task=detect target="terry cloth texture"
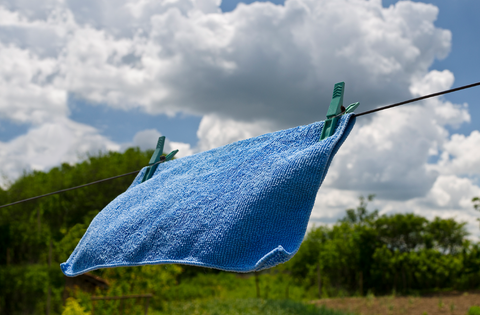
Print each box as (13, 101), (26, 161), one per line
(61, 114), (356, 277)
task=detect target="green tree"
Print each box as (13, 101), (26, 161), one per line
(287, 195), (473, 296)
(473, 197), (480, 210)
(340, 194), (378, 225)
(0, 148), (152, 314)
(373, 213), (428, 253)
(62, 298), (90, 315)
(426, 217), (467, 254)
(474, 197), (480, 227)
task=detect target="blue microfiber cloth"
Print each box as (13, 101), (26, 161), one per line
(61, 114), (356, 277)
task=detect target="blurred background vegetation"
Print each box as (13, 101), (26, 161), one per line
(0, 148), (479, 314)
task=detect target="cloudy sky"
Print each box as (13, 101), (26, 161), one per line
(1, 0), (479, 236)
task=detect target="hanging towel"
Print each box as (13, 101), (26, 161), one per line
(61, 114), (356, 277)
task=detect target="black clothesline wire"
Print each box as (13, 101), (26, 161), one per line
(355, 81), (480, 117)
(0, 162), (159, 209)
(1, 81), (480, 210)
(0, 170), (141, 209)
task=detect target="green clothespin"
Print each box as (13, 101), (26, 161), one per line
(141, 136), (179, 182)
(319, 82), (360, 141)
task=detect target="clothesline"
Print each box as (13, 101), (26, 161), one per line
(355, 81), (480, 117)
(1, 81), (480, 210)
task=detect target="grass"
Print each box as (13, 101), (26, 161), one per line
(468, 306), (480, 315)
(155, 299), (354, 315)
(160, 272), (309, 302)
(438, 297), (444, 309)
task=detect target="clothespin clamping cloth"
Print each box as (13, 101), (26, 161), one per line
(142, 136), (178, 182)
(61, 85), (357, 277)
(320, 82), (360, 141)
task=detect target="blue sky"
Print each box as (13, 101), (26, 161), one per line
(0, 0), (479, 235)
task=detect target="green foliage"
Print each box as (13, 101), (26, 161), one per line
(474, 197), (480, 227)
(285, 196), (479, 296)
(158, 299), (352, 315)
(473, 197), (480, 211)
(62, 298), (90, 315)
(1, 148), (480, 314)
(158, 271), (307, 302)
(426, 217), (468, 254)
(0, 148), (151, 314)
(374, 213), (428, 252)
(0, 148), (151, 267)
(0, 265), (64, 314)
(90, 264), (182, 313)
(340, 194), (378, 225)
(468, 306), (480, 315)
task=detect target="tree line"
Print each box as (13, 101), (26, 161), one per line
(285, 195), (480, 297)
(0, 148), (479, 314)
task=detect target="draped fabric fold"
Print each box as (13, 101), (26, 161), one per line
(61, 114), (356, 277)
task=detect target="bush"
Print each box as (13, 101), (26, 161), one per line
(62, 298), (90, 315)
(467, 306), (480, 315)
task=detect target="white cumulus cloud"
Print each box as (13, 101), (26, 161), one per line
(0, 118), (119, 187)
(124, 128), (194, 157)
(432, 131), (480, 177)
(1, 0), (453, 126)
